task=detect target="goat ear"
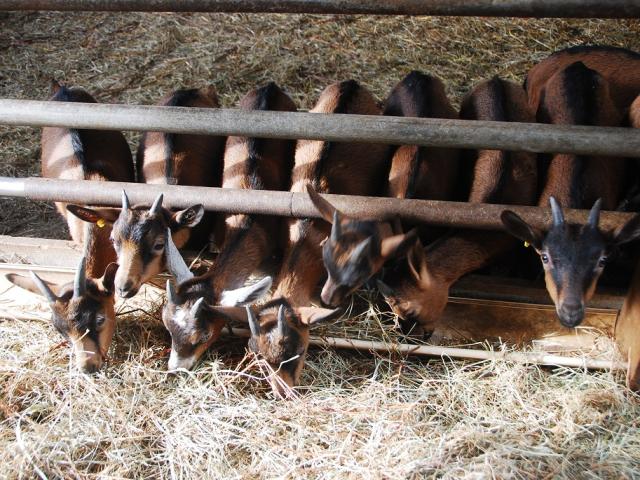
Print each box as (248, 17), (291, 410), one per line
(407, 241), (428, 283)
(376, 279), (395, 299)
(66, 205), (121, 224)
(50, 79), (62, 95)
(5, 272), (59, 303)
(99, 263), (119, 293)
(219, 276), (272, 306)
(380, 229), (418, 261)
(297, 306), (341, 326)
(165, 229), (194, 284)
(501, 210), (543, 251)
(306, 184), (341, 224)
(612, 213), (640, 246)
(173, 205), (204, 228)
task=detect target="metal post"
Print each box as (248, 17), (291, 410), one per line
(0, 0), (638, 18)
(0, 177), (635, 231)
(1, 100), (640, 157)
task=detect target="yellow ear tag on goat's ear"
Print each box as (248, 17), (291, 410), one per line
(523, 241), (530, 248)
(96, 219), (106, 228)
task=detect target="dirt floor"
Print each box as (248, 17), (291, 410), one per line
(1, 11), (640, 479)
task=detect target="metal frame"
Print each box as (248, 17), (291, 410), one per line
(2, 100), (640, 157)
(1, 0), (639, 18)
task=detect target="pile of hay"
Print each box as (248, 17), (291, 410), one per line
(1, 11), (640, 478)
(1, 291), (639, 478)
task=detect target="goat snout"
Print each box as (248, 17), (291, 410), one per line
(558, 302), (585, 328)
(117, 280), (139, 298)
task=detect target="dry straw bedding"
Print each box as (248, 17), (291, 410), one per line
(1, 11), (640, 479)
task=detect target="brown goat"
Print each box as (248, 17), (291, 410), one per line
(246, 300), (339, 398)
(162, 83), (297, 370)
(525, 45), (640, 117)
(504, 62), (640, 327)
(5, 80), (134, 372)
(378, 77), (538, 337)
(307, 71), (460, 308)
(68, 87), (225, 298)
(251, 80), (389, 393)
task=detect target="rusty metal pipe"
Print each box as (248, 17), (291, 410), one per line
(0, 0), (639, 17)
(1, 100), (640, 157)
(0, 177), (634, 231)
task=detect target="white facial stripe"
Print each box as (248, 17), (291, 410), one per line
(173, 307), (190, 328)
(167, 349), (196, 371)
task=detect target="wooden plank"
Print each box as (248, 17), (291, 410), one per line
(616, 260), (640, 390)
(436, 297), (617, 349)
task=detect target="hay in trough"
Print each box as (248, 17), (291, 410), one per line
(1, 11), (640, 478)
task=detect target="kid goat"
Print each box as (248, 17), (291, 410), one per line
(5, 81), (133, 372)
(247, 80), (388, 396)
(68, 87), (225, 298)
(503, 61), (640, 327)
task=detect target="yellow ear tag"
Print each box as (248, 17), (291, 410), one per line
(96, 219), (106, 228)
(523, 241), (530, 248)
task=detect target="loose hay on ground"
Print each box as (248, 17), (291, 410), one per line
(1, 11), (640, 479)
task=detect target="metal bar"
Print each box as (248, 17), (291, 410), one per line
(0, 0), (638, 18)
(1, 100), (640, 157)
(0, 177), (635, 231)
(223, 328), (627, 371)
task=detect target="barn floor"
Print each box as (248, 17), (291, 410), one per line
(1, 11), (640, 479)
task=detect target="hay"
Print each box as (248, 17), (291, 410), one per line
(1, 302), (639, 478)
(1, 11), (640, 478)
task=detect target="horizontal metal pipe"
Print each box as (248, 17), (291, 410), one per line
(1, 99), (640, 157)
(0, 0), (638, 18)
(0, 177), (634, 231)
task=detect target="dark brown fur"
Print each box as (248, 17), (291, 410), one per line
(273, 80), (389, 305)
(503, 63), (638, 327)
(247, 300), (339, 398)
(380, 78), (538, 336)
(42, 81), (134, 278)
(211, 83), (296, 296)
(525, 46), (640, 116)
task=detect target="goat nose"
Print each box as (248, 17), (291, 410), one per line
(81, 361), (101, 374)
(558, 302), (584, 328)
(117, 281), (138, 298)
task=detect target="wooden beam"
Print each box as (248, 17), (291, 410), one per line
(616, 260), (640, 390)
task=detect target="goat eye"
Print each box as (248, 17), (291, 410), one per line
(541, 253), (550, 264)
(153, 242), (164, 252)
(95, 315), (106, 327)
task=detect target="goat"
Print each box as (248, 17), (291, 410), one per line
(163, 231), (272, 370)
(246, 300), (339, 398)
(502, 62), (639, 327)
(251, 80), (388, 393)
(306, 71), (460, 308)
(6, 258), (118, 373)
(377, 77), (538, 337)
(4, 80), (133, 371)
(67, 86), (225, 298)
(525, 45), (640, 117)
(161, 82), (296, 370)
